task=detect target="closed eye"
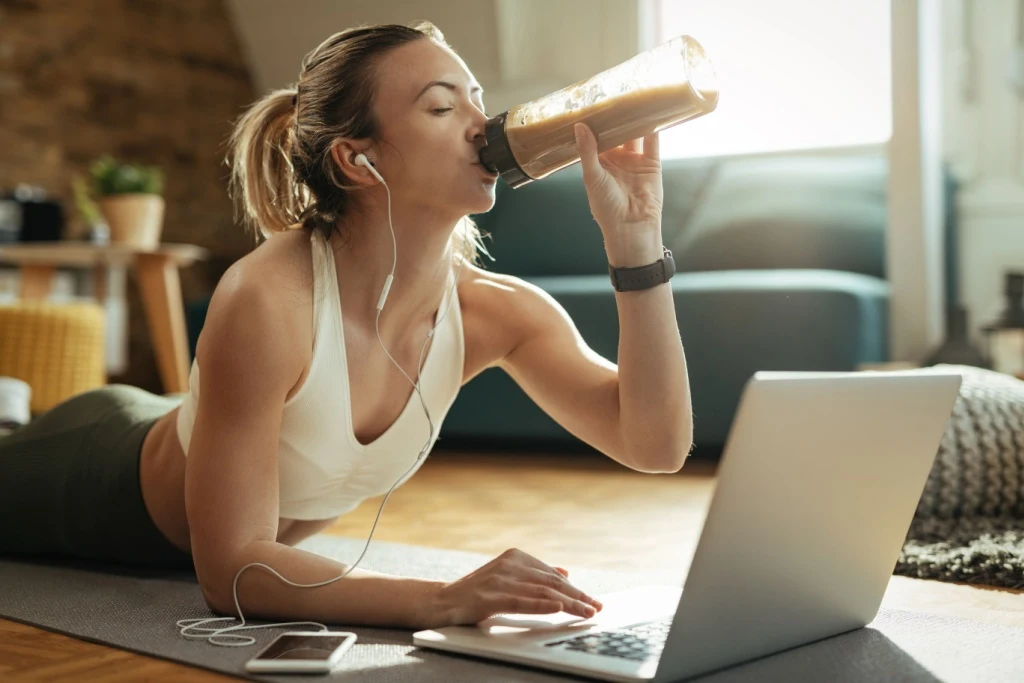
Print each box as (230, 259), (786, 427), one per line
(432, 103), (486, 116)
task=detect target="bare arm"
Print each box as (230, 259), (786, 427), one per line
(204, 541), (446, 629)
(185, 262), (443, 629)
(493, 271), (689, 473)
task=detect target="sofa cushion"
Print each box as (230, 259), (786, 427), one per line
(672, 154), (888, 278)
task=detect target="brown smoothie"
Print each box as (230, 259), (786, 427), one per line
(503, 36), (719, 180)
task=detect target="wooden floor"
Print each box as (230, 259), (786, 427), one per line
(2, 450), (1024, 681)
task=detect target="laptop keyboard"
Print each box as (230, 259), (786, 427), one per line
(543, 617), (672, 662)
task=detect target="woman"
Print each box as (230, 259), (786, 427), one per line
(0, 21), (692, 630)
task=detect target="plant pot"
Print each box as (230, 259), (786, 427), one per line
(99, 194), (165, 249)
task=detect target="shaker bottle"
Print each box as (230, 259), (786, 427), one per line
(478, 35), (719, 188)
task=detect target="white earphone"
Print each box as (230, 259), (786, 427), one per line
(177, 148), (467, 647)
(353, 152), (384, 183)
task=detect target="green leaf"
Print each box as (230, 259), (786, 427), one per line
(88, 155), (165, 196)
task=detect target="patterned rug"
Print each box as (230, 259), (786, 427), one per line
(893, 365), (1024, 589)
(897, 516), (1024, 589)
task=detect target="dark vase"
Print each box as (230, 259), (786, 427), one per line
(980, 272), (1024, 375)
(922, 305), (989, 368)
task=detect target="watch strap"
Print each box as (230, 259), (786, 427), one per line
(608, 246), (675, 292)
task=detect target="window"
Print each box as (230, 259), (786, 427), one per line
(654, 0), (892, 159)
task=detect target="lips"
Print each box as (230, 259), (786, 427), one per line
(474, 163), (498, 178)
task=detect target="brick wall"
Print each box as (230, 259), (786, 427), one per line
(0, 0), (256, 392)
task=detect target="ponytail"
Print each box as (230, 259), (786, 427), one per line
(226, 88), (308, 242)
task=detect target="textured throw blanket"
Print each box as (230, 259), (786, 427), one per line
(895, 365), (1024, 588)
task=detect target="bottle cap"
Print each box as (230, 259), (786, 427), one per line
(478, 112), (533, 189)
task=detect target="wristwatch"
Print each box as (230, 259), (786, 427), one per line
(608, 246), (676, 292)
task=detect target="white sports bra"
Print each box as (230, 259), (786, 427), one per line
(175, 229), (465, 520)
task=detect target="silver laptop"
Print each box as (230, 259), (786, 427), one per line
(413, 369), (963, 682)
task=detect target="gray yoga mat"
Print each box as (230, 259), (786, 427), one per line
(2, 535), (1024, 683)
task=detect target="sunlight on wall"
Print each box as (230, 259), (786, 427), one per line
(657, 0), (893, 158)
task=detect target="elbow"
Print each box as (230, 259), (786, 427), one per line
(198, 569), (236, 616)
(195, 539), (277, 616)
(662, 454), (690, 474)
(192, 549), (229, 615)
(644, 455), (688, 474)
(195, 553), (244, 617)
(200, 581), (230, 616)
(621, 411), (693, 473)
(672, 434), (695, 472)
(627, 432), (693, 474)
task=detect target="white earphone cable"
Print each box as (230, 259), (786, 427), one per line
(177, 154), (466, 646)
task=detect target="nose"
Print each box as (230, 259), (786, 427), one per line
(473, 134), (487, 163)
(469, 109), (490, 160)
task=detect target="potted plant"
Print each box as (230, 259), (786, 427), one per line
(88, 155), (165, 249)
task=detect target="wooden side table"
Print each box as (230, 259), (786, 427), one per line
(0, 241), (208, 394)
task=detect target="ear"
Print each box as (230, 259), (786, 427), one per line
(330, 139), (376, 185)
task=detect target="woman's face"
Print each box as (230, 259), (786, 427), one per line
(352, 39), (497, 218)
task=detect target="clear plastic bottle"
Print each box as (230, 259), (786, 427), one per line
(478, 35), (719, 188)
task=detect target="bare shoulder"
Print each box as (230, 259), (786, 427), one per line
(196, 229), (315, 388)
(457, 260), (558, 325)
(218, 228), (315, 301)
(456, 261), (550, 383)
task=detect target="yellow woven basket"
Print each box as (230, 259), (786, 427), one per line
(0, 301), (107, 414)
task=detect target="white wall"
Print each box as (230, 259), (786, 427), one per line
(943, 0), (1024, 341)
(888, 0), (947, 361)
(224, 0), (643, 113)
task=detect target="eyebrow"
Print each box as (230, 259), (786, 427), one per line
(414, 80), (484, 103)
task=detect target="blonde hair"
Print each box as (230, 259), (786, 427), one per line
(226, 21), (491, 266)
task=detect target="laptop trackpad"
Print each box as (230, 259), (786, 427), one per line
(475, 585), (683, 637)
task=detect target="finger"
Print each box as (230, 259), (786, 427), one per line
(493, 595), (564, 616)
(512, 582), (596, 618)
(505, 549), (563, 580)
(643, 131), (660, 161)
(500, 552), (601, 610)
(525, 567), (602, 609)
(624, 137), (642, 154)
(507, 551), (570, 582)
(554, 566), (569, 577)
(574, 123), (604, 185)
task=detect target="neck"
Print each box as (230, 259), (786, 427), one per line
(330, 199), (460, 343)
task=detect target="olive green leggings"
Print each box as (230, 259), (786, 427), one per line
(0, 384), (194, 571)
